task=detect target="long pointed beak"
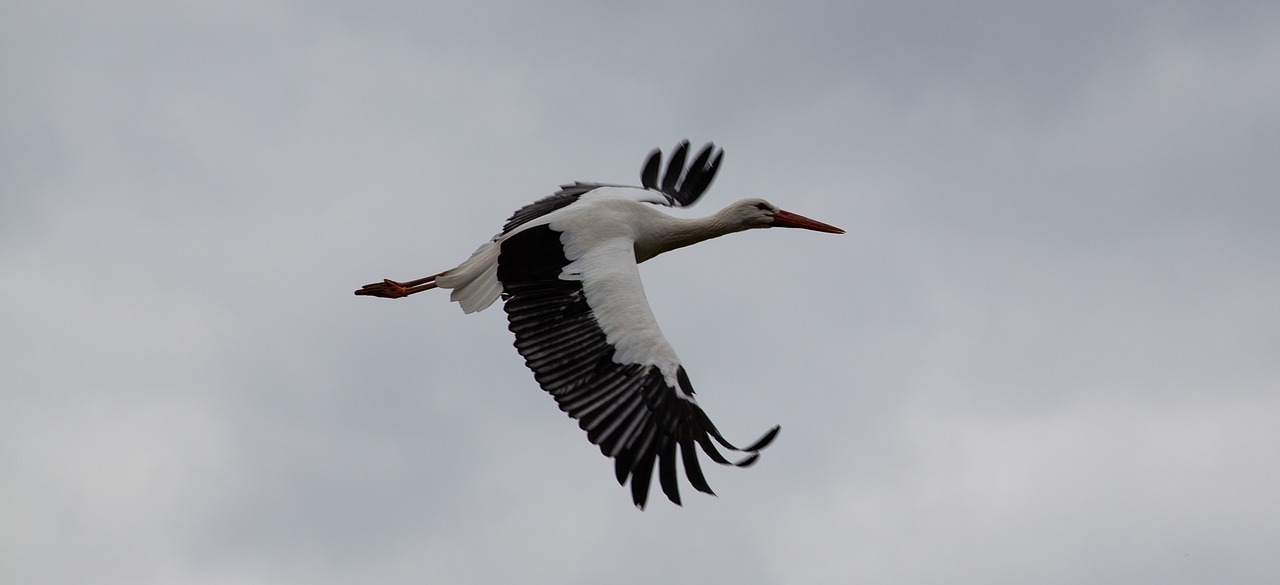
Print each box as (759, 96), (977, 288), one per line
(771, 209), (845, 234)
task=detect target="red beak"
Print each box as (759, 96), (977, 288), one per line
(771, 209), (845, 234)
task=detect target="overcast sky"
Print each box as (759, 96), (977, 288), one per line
(3, 1), (1279, 584)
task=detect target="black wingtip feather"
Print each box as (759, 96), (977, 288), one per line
(629, 446), (657, 509)
(614, 454), (630, 486)
(686, 142), (715, 176)
(640, 148), (661, 191)
(681, 148), (723, 203)
(658, 441), (682, 506)
(694, 432), (735, 465)
(733, 453), (761, 468)
(743, 425), (781, 452)
(661, 140), (690, 194)
(680, 437), (715, 496)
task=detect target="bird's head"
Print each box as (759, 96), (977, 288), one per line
(731, 198), (845, 234)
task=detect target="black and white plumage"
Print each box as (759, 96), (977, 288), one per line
(356, 141), (843, 508)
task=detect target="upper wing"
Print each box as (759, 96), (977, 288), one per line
(501, 181), (607, 234)
(500, 140), (725, 235)
(496, 223), (777, 508)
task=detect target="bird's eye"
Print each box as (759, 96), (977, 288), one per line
(755, 202), (771, 211)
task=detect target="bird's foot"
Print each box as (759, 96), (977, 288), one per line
(354, 273), (442, 298)
(355, 279), (411, 298)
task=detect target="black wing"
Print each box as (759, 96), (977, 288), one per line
(640, 140), (724, 207)
(497, 224), (778, 508)
(501, 182), (605, 234)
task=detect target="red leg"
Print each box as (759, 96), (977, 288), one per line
(354, 271), (445, 299)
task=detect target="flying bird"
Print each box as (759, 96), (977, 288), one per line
(355, 141), (844, 508)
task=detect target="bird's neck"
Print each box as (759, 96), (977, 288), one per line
(635, 208), (751, 263)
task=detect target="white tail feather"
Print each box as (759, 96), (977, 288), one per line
(436, 239), (503, 313)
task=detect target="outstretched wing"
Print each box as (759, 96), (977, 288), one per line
(501, 140), (725, 235)
(497, 223), (778, 508)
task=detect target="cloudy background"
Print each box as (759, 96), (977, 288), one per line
(3, 1), (1278, 583)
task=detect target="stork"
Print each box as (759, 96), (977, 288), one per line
(356, 141), (843, 508)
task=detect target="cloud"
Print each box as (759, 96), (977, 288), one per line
(3, 1), (1278, 584)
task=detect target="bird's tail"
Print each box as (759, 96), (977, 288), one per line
(436, 238), (503, 313)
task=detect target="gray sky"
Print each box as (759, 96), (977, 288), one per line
(3, 1), (1278, 583)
